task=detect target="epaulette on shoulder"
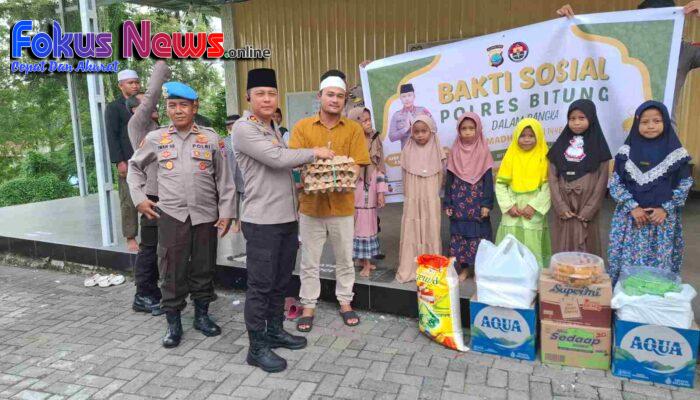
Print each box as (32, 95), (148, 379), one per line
(147, 126), (171, 137)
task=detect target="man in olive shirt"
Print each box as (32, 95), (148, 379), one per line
(127, 82), (237, 348)
(106, 69), (141, 252)
(232, 68), (334, 372)
(289, 70), (371, 333)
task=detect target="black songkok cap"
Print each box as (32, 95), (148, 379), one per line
(247, 68), (277, 90)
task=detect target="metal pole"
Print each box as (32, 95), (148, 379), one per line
(221, 3), (239, 115)
(58, 0), (88, 197)
(79, 0), (116, 247)
(68, 77), (88, 196)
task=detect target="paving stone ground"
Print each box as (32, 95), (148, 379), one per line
(0, 264), (699, 400)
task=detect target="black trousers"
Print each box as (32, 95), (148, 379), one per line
(157, 212), (218, 312)
(134, 196), (161, 299)
(242, 221), (299, 331)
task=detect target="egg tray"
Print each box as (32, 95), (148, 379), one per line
(302, 156), (357, 194)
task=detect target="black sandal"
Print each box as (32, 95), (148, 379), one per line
(296, 316), (314, 332)
(339, 310), (360, 326)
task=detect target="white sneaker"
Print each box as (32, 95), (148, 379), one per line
(96, 274), (125, 287)
(84, 274), (101, 287)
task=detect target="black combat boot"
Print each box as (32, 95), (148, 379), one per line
(193, 300), (221, 337)
(133, 294), (165, 316)
(162, 311), (183, 348)
(150, 301), (165, 316)
(246, 330), (287, 373)
(132, 294), (153, 313)
(266, 317), (307, 350)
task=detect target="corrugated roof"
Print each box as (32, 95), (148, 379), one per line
(96, 0), (248, 15)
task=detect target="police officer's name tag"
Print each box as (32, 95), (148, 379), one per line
(157, 143), (176, 151)
(566, 171), (576, 176)
(158, 150), (177, 161)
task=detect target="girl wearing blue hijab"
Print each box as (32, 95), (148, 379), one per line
(607, 100), (693, 285)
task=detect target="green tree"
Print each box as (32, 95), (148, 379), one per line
(0, 0), (225, 205)
(21, 151), (70, 181)
(100, 4), (224, 131)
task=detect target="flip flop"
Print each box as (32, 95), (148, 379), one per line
(296, 316), (314, 332)
(84, 274), (101, 287)
(339, 310), (360, 326)
(286, 304), (302, 320)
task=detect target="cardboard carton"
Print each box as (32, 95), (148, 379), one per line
(541, 320), (611, 370)
(612, 317), (699, 388)
(469, 296), (537, 361)
(539, 272), (612, 328)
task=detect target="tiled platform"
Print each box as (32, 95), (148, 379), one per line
(2, 192), (699, 321)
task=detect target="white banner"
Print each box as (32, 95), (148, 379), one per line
(361, 8), (684, 202)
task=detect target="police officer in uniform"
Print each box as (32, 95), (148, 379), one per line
(127, 82), (237, 348)
(232, 68), (334, 372)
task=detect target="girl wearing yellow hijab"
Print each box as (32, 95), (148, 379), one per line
(495, 118), (552, 268)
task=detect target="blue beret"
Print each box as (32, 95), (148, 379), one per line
(162, 81), (198, 101)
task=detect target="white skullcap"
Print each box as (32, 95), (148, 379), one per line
(117, 69), (139, 81)
(319, 76), (346, 91)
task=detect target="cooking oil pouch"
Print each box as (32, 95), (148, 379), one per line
(416, 254), (468, 351)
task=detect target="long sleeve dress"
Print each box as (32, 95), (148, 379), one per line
(396, 170), (443, 283)
(444, 169), (494, 268)
(606, 172), (693, 284)
(548, 163), (608, 256)
(495, 182), (552, 268)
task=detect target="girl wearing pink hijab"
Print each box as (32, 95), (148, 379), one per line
(445, 113), (495, 281)
(395, 114), (447, 283)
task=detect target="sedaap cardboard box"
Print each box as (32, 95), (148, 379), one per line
(541, 319), (611, 370)
(469, 296), (537, 361)
(539, 272), (612, 328)
(612, 317), (699, 388)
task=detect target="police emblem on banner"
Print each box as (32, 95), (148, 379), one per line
(508, 42), (529, 62)
(487, 45), (504, 67)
